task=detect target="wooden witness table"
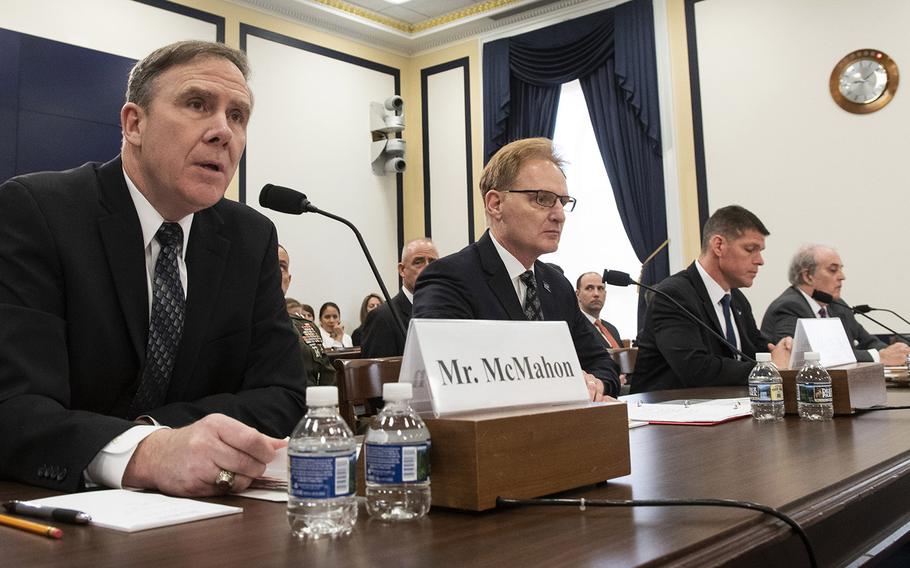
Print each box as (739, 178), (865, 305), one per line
(5, 387), (910, 567)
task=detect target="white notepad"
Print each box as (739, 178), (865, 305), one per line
(27, 489), (242, 532)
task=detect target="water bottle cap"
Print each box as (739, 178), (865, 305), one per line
(383, 382), (413, 401)
(804, 351), (820, 361)
(306, 385), (338, 406)
(755, 352), (772, 362)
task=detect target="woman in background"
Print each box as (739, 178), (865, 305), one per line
(319, 302), (353, 349)
(351, 293), (383, 346)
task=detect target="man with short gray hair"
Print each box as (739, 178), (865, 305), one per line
(761, 245), (910, 364)
(0, 40), (306, 496)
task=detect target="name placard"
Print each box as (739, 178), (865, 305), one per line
(399, 319), (589, 417)
(789, 317), (857, 368)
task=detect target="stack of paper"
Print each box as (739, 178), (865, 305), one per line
(626, 397), (752, 426)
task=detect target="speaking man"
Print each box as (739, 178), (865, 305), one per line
(412, 138), (620, 398)
(761, 245), (910, 365)
(361, 238), (439, 358)
(0, 41), (306, 495)
(631, 205), (791, 393)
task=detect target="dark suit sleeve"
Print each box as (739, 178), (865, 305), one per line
(648, 287), (754, 387)
(570, 308), (620, 397)
(361, 304), (404, 358)
(761, 301), (800, 344)
(0, 180), (134, 491)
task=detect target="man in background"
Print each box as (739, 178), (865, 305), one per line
(413, 138), (620, 398)
(279, 244), (335, 386)
(576, 271), (624, 348)
(361, 237), (439, 358)
(0, 41), (305, 495)
(632, 205), (791, 393)
(762, 244), (910, 364)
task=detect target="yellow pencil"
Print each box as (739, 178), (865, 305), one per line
(0, 513), (63, 539)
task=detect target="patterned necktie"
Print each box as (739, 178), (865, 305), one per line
(720, 293), (737, 348)
(130, 222), (186, 416)
(520, 270), (542, 321)
(819, 306), (828, 318)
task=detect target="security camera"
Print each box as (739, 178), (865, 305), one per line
(384, 96), (404, 113)
(384, 157), (406, 174)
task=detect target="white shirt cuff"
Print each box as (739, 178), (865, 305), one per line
(84, 425), (169, 488)
(869, 349), (881, 363)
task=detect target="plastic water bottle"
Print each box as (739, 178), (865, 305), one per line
(748, 352), (784, 421)
(287, 386), (358, 538)
(365, 383), (431, 521)
(796, 352), (834, 421)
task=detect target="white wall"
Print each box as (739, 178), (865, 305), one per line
(425, 63), (472, 257)
(244, 33), (401, 333)
(0, 0), (217, 58)
(694, 0), (910, 334)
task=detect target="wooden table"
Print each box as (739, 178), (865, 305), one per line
(5, 387), (910, 567)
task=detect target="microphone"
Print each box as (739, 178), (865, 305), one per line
(603, 269), (755, 363)
(259, 184), (406, 337)
(811, 290), (910, 345)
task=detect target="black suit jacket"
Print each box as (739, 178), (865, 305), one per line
(361, 291), (411, 358)
(760, 286), (885, 362)
(412, 231), (620, 396)
(597, 318), (623, 346)
(631, 262), (769, 393)
(0, 158), (307, 491)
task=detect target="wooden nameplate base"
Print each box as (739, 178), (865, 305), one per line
(422, 401), (630, 511)
(780, 362), (886, 415)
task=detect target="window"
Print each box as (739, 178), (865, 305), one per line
(542, 80), (642, 339)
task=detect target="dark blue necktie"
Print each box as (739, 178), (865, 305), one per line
(130, 222), (185, 416)
(720, 293), (737, 348)
(520, 270), (542, 321)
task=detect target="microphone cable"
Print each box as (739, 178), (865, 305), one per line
(496, 496), (817, 567)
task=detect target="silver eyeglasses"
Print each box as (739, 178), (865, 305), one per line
(500, 189), (577, 211)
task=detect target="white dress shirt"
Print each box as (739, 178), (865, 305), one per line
(489, 232), (534, 306)
(694, 259), (741, 350)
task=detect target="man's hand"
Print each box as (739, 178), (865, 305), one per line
(878, 342), (910, 366)
(583, 372), (616, 402)
(769, 337), (793, 369)
(122, 414), (285, 497)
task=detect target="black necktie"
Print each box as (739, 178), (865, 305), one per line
(520, 270), (542, 321)
(130, 222), (186, 416)
(720, 293), (737, 348)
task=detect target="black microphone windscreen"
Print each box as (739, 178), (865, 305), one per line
(811, 289), (835, 304)
(853, 304), (872, 314)
(259, 184), (308, 214)
(603, 270), (633, 287)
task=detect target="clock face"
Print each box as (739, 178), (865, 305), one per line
(830, 49), (900, 114)
(839, 59), (888, 104)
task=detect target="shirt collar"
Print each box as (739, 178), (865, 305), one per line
(695, 259), (729, 306)
(797, 287), (824, 315)
(401, 287), (414, 304)
(490, 231), (532, 280)
(581, 311), (597, 325)
(124, 169), (193, 258)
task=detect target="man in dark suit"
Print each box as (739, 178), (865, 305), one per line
(631, 205), (791, 393)
(576, 271), (624, 348)
(361, 238), (439, 358)
(0, 41), (306, 495)
(413, 138), (620, 398)
(761, 245), (910, 365)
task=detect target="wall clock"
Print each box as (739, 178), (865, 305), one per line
(829, 49), (899, 114)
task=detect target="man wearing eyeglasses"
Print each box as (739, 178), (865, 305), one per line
(412, 137), (620, 399)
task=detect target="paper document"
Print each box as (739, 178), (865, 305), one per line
(626, 397), (752, 425)
(27, 490), (241, 532)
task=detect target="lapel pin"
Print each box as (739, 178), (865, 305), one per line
(543, 281), (551, 292)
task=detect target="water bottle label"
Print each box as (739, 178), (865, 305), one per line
(365, 443), (430, 484)
(749, 383), (783, 402)
(288, 452), (356, 498)
(797, 384), (833, 404)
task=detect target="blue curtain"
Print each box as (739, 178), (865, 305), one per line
(482, 0), (669, 324)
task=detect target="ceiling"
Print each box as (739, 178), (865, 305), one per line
(233, 0), (595, 55)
